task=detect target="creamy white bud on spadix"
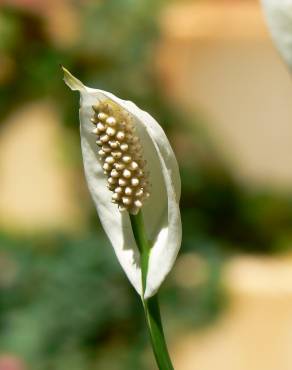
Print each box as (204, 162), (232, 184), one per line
(261, 0), (292, 68)
(62, 67), (181, 298)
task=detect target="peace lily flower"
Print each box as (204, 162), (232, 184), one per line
(62, 67), (182, 299)
(261, 0), (292, 68)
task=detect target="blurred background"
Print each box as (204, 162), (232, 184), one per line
(1, 0), (292, 369)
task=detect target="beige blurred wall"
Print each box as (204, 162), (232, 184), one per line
(172, 254), (292, 370)
(0, 1), (84, 235)
(0, 101), (87, 234)
(158, 0), (292, 191)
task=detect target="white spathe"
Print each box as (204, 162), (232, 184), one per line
(62, 67), (182, 298)
(261, 0), (292, 68)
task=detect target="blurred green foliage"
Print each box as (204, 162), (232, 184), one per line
(1, 0), (292, 369)
(0, 233), (224, 370)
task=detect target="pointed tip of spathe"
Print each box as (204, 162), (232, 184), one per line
(61, 65), (85, 92)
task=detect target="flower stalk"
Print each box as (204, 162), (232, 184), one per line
(130, 211), (174, 370)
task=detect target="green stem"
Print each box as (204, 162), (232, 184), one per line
(130, 212), (174, 370)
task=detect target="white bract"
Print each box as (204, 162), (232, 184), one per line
(62, 67), (182, 298)
(261, 0), (292, 68)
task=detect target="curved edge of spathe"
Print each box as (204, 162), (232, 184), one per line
(261, 0), (292, 69)
(137, 109), (182, 299)
(144, 153), (182, 299)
